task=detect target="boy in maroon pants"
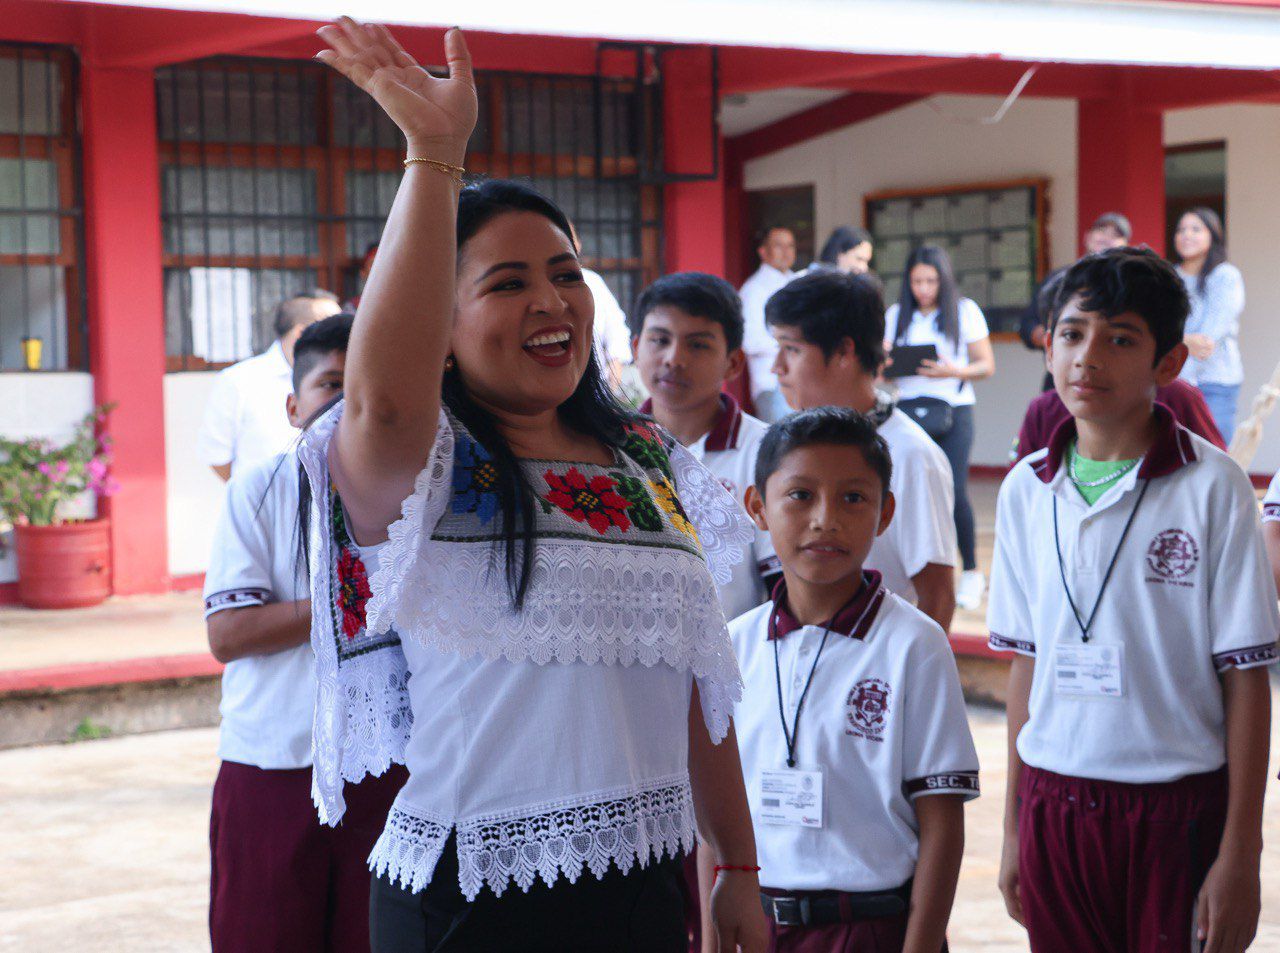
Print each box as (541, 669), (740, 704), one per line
(204, 314), (406, 952)
(989, 248), (1275, 953)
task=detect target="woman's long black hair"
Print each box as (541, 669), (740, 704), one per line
(818, 226), (871, 266)
(1177, 206), (1227, 295)
(892, 244), (961, 351)
(298, 179), (636, 611)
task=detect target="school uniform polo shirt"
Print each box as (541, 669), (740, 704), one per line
(756, 406), (956, 607)
(987, 405), (1280, 784)
(203, 452), (315, 770)
(1263, 469), (1280, 523)
(642, 394), (771, 620)
(197, 341), (299, 478)
(731, 573), (979, 893)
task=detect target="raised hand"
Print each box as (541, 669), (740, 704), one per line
(315, 18), (477, 161)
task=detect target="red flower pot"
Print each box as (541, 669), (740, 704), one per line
(14, 518), (111, 610)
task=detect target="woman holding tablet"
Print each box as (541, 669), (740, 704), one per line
(885, 245), (995, 610)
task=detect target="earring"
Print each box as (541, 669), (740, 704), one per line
(444, 355), (455, 372)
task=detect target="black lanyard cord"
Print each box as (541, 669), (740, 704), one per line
(772, 627), (831, 769)
(1052, 478), (1151, 644)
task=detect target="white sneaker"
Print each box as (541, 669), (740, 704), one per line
(956, 570), (985, 610)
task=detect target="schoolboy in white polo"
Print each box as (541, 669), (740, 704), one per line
(631, 271), (771, 621)
(1262, 470), (1280, 595)
(763, 270), (957, 632)
(723, 407), (977, 953)
(989, 248), (1277, 953)
(204, 314), (405, 953)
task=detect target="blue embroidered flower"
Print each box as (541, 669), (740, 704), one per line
(452, 436), (500, 523)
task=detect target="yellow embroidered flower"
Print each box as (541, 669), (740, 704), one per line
(649, 478), (700, 544)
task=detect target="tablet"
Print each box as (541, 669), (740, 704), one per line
(883, 343), (939, 379)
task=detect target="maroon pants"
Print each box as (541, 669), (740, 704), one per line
(1018, 765), (1227, 953)
(768, 912), (910, 953)
(209, 760), (407, 953)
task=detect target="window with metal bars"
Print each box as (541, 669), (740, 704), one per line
(157, 58), (663, 371)
(0, 44), (85, 373)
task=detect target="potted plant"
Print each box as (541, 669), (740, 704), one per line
(0, 405), (118, 609)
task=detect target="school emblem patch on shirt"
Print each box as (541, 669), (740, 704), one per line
(1145, 529), (1200, 587)
(845, 678), (891, 742)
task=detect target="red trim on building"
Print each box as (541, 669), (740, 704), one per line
(0, 652), (221, 695)
(82, 64), (171, 596)
(1077, 97), (1167, 250)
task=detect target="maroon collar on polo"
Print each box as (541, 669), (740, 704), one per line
(1033, 401), (1198, 485)
(638, 393), (744, 452)
(768, 571), (886, 642)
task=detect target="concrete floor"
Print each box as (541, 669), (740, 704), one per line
(6, 701), (1280, 951)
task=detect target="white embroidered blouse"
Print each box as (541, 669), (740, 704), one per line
(298, 402), (749, 899)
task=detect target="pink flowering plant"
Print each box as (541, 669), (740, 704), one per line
(0, 405), (118, 527)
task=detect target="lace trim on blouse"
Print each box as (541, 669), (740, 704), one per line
(369, 774), (696, 900)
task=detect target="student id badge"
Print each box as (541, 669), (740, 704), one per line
(758, 768), (824, 828)
(1054, 643), (1124, 698)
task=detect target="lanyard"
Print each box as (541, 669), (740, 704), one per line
(1051, 478), (1150, 643)
(769, 585), (866, 769)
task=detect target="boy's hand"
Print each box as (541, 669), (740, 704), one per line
(1196, 853), (1260, 953)
(997, 833), (1024, 926)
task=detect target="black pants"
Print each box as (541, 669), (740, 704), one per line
(930, 404), (977, 570)
(369, 835), (687, 953)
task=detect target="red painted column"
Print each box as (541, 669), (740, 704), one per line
(661, 48), (726, 276)
(1077, 97), (1166, 250)
(81, 64), (170, 595)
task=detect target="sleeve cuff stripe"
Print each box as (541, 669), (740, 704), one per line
(204, 588), (270, 613)
(988, 633), (1035, 655)
(1213, 643), (1278, 669)
(903, 772), (980, 797)
(1263, 503), (1280, 522)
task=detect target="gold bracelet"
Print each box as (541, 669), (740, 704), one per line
(403, 156), (465, 186)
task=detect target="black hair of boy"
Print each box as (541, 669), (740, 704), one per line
(291, 312), (354, 392)
(764, 270), (886, 373)
(629, 272), (745, 352)
(1048, 246), (1190, 363)
(754, 406), (893, 499)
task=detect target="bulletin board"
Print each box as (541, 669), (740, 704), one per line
(864, 178), (1049, 337)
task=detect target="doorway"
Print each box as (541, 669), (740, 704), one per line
(1165, 141), (1226, 256)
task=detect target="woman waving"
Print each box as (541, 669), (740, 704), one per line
(302, 19), (767, 952)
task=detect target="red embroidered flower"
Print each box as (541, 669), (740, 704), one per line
(543, 467), (633, 534)
(336, 547), (372, 639)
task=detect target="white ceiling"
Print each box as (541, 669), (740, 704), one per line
(57, 0), (1280, 70)
(719, 87), (846, 137)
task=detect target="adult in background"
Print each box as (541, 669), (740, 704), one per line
(885, 245), (994, 610)
(1019, 212), (1131, 391)
(1174, 207), (1245, 444)
(806, 225), (874, 276)
(738, 225), (796, 422)
(197, 290), (342, 481)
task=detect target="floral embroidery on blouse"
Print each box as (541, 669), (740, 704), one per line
(331, 483), (373, 639)
(621, 421), (674, 480)
(650, 477), (700, 544)
(542, 467), (633, 534)
(451, 436), (500, 524)
(609, 473), (665, 533)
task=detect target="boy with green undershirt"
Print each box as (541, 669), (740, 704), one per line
(987, 247), (1277, 953)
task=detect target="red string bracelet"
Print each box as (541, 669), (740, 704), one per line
(713, 864), (761, 884)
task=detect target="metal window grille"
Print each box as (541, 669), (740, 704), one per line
(158, 57), (665, 370)
(0, 44), (85, 372)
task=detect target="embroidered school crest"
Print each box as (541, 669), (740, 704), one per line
(1145, 529), (1199, 582)
(845, 678), (891, 742)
